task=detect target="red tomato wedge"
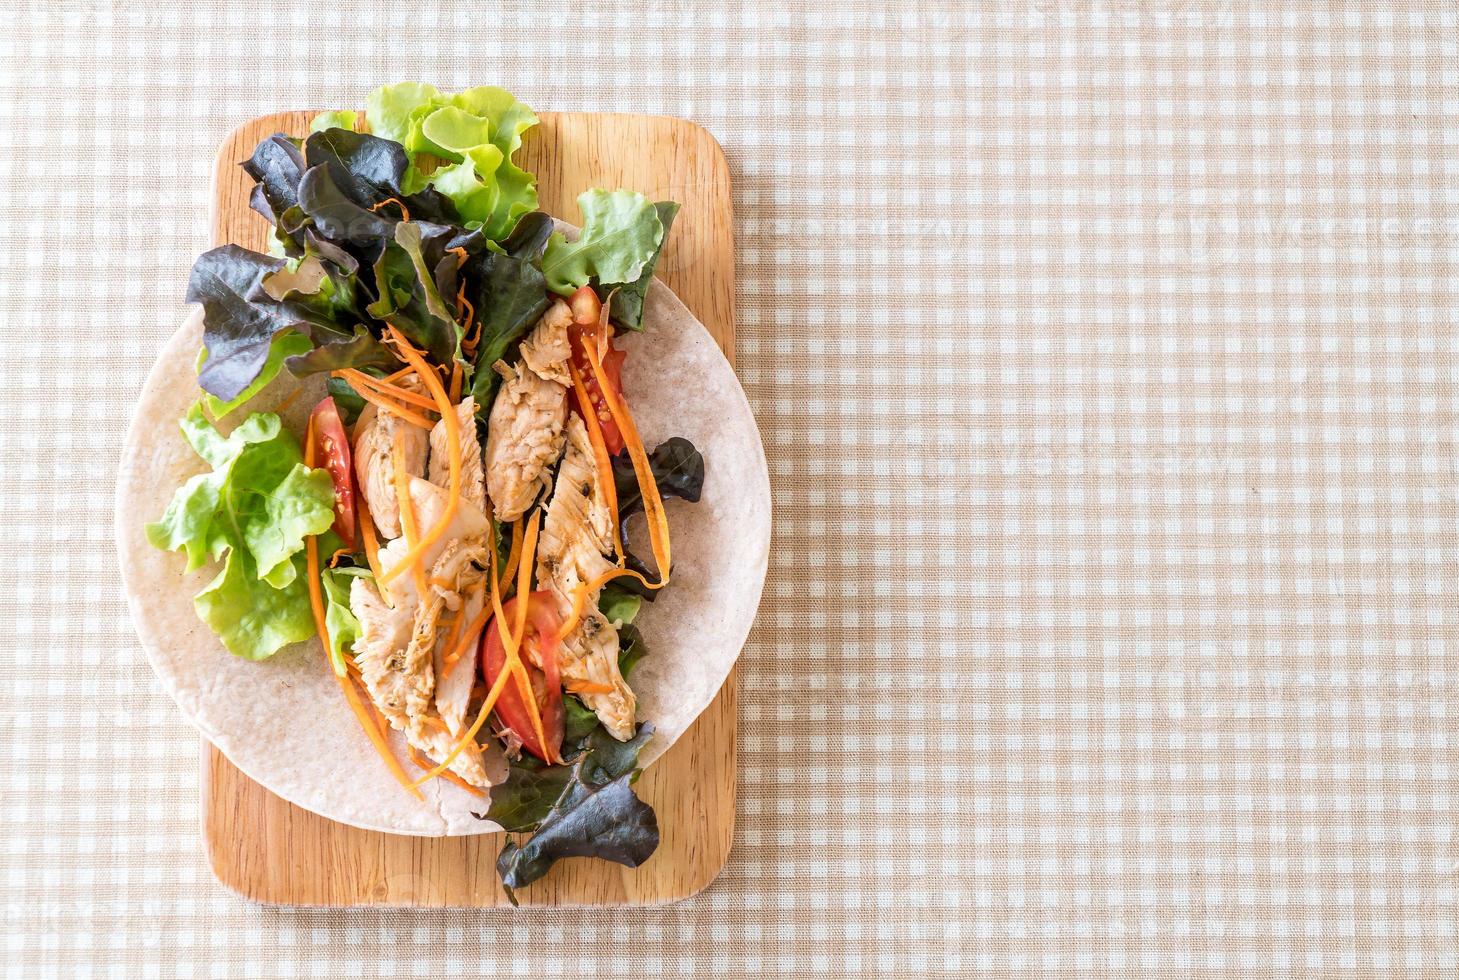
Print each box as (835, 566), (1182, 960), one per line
(567, 326), (627, 455)
(481, 591), (564, 763)
(309, 396), (357, 549)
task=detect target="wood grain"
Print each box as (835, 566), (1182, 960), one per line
(202, 111), (737, 907)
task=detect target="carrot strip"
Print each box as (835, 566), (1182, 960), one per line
(336, 369), (441, 411)
(567, 681), (615, 695)
(406, 743), (482, 796)
(355, 482), (392, 607)
(381, 365), (415, 383)
(378, 325), (462, 587)
(585, 334), (672, 583)
(448, 360), (463, 403)
(302, 419), (341, 677)
(392, 430), (430, 599)
(350, 385), (436, 429)
(272, 387), (304, 416)
(500, 518), (524, 594)
(336, 671), (422, 799)
(508, 512), (549, 761)
(369, 196), (411, 220)
(567, 356), (620, 550)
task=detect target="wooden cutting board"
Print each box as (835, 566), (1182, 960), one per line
(201, 110), (737, 907)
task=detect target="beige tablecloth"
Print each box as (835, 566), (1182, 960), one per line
(3, 2), (1457, 975)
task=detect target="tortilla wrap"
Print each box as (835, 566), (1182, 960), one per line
(115, 270), (770, 835)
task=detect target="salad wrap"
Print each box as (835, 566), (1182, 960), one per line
(116, 85), (768, 894)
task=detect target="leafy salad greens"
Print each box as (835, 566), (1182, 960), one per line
(150, 82), (706, 897)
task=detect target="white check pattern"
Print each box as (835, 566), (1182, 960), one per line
(2, 1), (1457, 976)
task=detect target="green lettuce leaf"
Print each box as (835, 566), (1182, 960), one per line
(309, 110), (357, 134)
(598, 587), (641, 628)
(321, 566), (371, 672)
(361, 83), (539, 240)
(195, 550), (317, 662)
(146, 405), (336, 660)
(609, 201), (679, 332)
(541, 190), (665, 295)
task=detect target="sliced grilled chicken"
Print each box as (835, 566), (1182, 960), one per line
(348, 575), (415, 728)
(536, 414), (636, 740)
(484, 362), (567, 522)
(428, 396), (487, 515)
(352, 386), (429, 540)
(348, 477), (496, 786)
(518, 299), (573, 387)
(350, 572), (492, 787)
(538, 413), (616, 569)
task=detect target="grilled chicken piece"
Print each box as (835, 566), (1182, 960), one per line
(428, 396), (486, 515)
(485, 362), (567, 522)
(353, 389), (429, 539)
(538, 414), (616, 569)
(518, 299), (573, 387)
(536, 414), (636, 740)
(348, 576), (415, 728)
(350, 573), (492, 787)
(348, 477), (496, 786)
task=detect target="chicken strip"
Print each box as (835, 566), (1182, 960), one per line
(352, 393), (429, 540)
(518, 299), (573, 387)
(485, 362), (567, 522)
(537, 414), (616, 571)
(428, 396), (486, 515)
(348, 478), (496, 786)
(536, 415), (636, 739)
(351, 573), (492, 787)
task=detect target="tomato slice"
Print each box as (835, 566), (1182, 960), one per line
(567, 326), (627, 455)
(309, 396), (357, 549)
(480, 591), (564, 763)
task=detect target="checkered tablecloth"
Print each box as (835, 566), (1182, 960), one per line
(3, 1), (1457, 976)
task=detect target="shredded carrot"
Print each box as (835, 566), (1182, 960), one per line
(567, 355), (621, 550)
(369, 196), (411, 220)
(355, 482), (392, 608)
(456, 283), (476, 340)
(506, 511), (552, 761)
(439, 769), (486, 797)
(381, 365), (415, 384)
(336, 670), (422, 799)
(391, 429), (430, 599)
(567, 680), (616, 695)
(336, 369), (442, 412)
(500, 519), (524, 594)
(585, 333), (672, 584)
(442, 587), (490, 672)
(448, 360), (463, 403)
(327, 547), (351, 568)
(378, 325), (462, 588)
(272, 387), (304, 416)
(428, 575), (455, 591)
(440, 581), (485, 679)
(405, 743), (482, 796)
(349, 385), (436, 429)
